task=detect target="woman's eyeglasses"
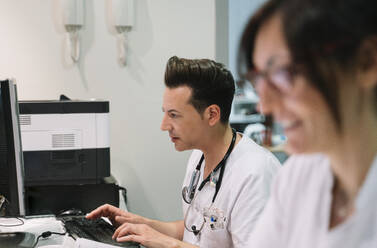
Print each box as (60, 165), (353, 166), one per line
(246, 62), (299, 95)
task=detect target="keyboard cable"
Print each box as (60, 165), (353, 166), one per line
(32, 231), (67, 248)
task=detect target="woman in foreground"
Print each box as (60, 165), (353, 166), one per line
(238, 0), (377, 247)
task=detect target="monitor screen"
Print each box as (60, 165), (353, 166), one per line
(0, 79), (25, 216)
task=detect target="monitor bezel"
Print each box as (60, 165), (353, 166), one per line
(0, 79), (25, 216)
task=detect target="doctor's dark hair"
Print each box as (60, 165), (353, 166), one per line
(164, 56), (235, 124)
(238, 0), (377, 124)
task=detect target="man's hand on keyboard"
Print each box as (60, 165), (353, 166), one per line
(87, 204), (198, 248)
(113, 223), (178, 248)
(86, 204), (148, 228)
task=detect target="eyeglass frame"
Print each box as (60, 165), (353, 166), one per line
(245, 59), (300, 95)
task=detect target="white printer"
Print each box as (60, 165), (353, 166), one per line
(18, 99), (110, 186)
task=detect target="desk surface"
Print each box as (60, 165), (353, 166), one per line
(0, 191), (129, 247)
(0, 216), (69, 247)
(0, 216), (131, 248)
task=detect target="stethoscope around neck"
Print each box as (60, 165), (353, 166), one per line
(182, 128), (237, 236)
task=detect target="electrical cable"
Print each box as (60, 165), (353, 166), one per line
(0, 196), (66, 247)
(118, 186), (128, 206)
(32, 231), (67, 248)
(0, 196), (25, 227)
(0, 216), (24, 227)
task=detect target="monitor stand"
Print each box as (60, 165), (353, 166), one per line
(0, 232), (35, 248)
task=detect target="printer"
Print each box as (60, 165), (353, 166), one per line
(18, 100), (110, 186)
(17, 99), (122, 215)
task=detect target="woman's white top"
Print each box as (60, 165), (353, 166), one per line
(249, 153), (377, 248)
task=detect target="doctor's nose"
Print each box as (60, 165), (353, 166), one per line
(160, 114), (171, 131)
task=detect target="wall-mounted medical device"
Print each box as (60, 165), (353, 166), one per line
(110, 0), (134, 66)
(62, 0), (85, 63)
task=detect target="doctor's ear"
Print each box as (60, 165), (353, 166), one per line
(205, 104), (221, 126)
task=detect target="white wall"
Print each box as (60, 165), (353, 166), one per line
(215, 0), (228, 66)
(229, 0), (266, 79)
(0, 0), (216, 221)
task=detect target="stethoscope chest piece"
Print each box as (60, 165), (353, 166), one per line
(182, 166), (201, 204)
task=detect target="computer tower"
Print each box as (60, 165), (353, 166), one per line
(25, 177), (121, 215)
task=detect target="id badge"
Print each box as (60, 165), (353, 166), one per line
(203, 206), (226, 230)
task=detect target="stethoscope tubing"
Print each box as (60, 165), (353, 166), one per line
(182, 129), (237, 235)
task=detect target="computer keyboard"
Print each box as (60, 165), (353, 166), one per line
(59, 216), (139, 247)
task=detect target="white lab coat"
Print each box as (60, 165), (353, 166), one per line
(182, 135), (281, 247)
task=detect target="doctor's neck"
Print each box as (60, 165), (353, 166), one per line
(200, 125), (238, 177)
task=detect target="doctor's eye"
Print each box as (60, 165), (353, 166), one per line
(169, 112), (179, 118)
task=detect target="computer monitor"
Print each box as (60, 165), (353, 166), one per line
(0, 79), (26, 216)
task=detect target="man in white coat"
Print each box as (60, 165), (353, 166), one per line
(87, 56), (280, 248)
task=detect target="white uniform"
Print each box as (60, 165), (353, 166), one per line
(182, 134), (281, 247)
(249, 154), (377, 248)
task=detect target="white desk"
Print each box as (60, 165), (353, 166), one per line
(0, 191), (130, 247)
(0, 216), (124, 247)
(0, 216), (70, 247)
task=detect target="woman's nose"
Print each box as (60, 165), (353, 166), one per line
(255, 79), (281, 116)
